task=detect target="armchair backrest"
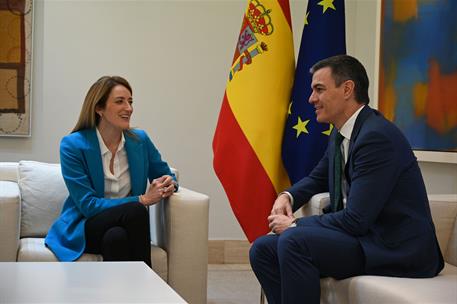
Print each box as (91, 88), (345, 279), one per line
(0, 162), (19, 182)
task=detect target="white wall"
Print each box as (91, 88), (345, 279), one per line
(0, 0), (455, 240)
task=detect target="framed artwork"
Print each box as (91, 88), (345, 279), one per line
(379, 0), (457, 155)
(0, 0), (33, 137)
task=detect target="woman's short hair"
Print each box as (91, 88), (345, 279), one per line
(72, 76), (132, 133)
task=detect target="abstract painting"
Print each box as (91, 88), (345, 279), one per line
(379, 0), (457, 152)
(0, 0), (33, 136)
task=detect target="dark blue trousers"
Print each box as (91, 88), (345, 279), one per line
(249, 219), (365, 304)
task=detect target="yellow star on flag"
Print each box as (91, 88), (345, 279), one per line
(318, 0), (336, 14)
(304, 11), (310, 26)
(292, 117), (310, 138)
(322, 124), (333, 136)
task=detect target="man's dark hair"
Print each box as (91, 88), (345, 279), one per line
(310, 55), (370, 104)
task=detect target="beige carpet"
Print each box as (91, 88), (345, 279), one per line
(207, 264), (263, 304)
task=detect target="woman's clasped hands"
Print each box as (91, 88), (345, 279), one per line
(139, 175), (176, 206)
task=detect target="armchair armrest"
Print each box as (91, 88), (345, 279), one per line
(0, 181), (21, 261)
(156, 187), (209, 304)
(300, 192), (330, 217)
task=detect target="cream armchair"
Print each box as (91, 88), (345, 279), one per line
(299, 193), (457, 304)
(0, 161), (209, 304)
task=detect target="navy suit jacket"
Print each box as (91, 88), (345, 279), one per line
(45, 128), (176, 261)
(287, 106), (444, 277)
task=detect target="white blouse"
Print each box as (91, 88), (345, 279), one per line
(96, 128), (131, 199)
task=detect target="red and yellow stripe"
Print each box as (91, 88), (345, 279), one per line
(213, 0), (294, 242)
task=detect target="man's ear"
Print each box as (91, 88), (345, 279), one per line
(343, 80), (355, 100)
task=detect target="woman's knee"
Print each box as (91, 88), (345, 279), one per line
(101, 226), (130, 260)
(103, 226), (128, 246)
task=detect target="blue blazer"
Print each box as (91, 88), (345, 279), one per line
(45, 128), (176, 261)
(288, 106), (444, 278)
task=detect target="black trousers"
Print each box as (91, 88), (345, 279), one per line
(84, 202), (152, 267)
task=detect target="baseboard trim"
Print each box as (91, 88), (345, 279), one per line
(208, 240), (251, 264)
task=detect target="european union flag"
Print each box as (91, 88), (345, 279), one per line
(282, 0), (346, 183)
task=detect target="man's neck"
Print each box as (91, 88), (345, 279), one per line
(335, 102), (365, 130)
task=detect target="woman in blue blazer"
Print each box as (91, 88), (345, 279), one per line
(45, 76), (177, 266)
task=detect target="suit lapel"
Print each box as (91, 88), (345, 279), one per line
(345, 106), (373, 178)
(83, 129), (104, 196)
(328, 129), (338, 202)
(125, 132), (145, 196)
(330, 104), (370, 205)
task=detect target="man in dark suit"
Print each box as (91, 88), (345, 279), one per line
(249, 55), (444, 304)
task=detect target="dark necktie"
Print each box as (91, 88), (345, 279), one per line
(332, 132), (345, 212)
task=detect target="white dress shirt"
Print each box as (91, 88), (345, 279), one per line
(337, 105), (365, 207)
(96, 128), (131, 199)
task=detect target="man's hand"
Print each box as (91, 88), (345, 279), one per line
(268, 193), (295, 234)
(268, 214), (295, 235)
(271, 193), (293, 216)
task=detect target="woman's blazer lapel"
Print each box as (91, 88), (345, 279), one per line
(82, 129), (104, 197)
(124, 133), (146, 196)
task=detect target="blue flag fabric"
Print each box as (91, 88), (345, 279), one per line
(282, 0), (346, 184)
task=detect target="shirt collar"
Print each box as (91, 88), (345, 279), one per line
(338, 105), (365, 140)
(96, 128), (125, 155)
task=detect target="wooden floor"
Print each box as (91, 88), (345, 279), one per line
(207, 264), (262, 304)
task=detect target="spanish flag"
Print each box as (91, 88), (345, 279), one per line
(213, 0), (294, 242)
